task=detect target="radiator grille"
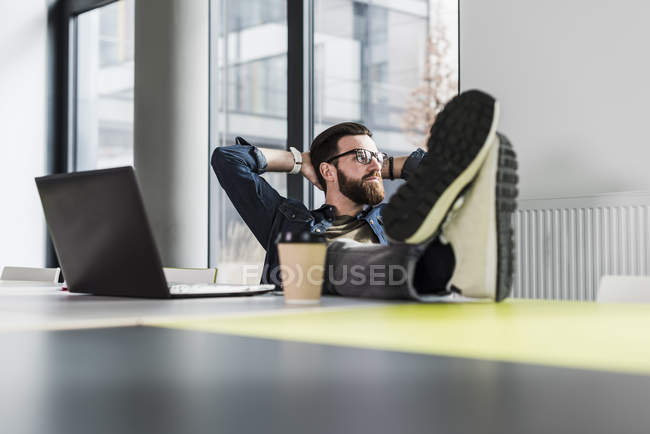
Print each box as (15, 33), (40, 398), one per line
(512, 196), (650, 300)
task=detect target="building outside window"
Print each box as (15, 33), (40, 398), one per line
(210, 0), (288, 282)
(313, 0), (458, 204)
(74, 0), (134, 171)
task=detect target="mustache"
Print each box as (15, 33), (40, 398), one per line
(363, 171), (382, 180)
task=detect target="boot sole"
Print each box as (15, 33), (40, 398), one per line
(494, 134), (518, 302)
(383, 89), (500, 244)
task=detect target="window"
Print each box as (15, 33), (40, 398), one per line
(51, 0), (459, 271)
(228, 55), (287, 117)
(209, 0), (288, 282)
(313, 0), (459, 203)
(208, 0), (458, 278)
(72, 0), (134, 171)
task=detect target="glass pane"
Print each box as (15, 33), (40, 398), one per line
(75, 0), (134, 171)
(313, 0), (459, 204)
(209, 0), (288, 282)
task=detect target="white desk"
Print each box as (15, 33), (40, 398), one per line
(0, 281), (389, 331)
(3, 285), (650, 434)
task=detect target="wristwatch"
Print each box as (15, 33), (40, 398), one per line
(289, 146), (302, 175)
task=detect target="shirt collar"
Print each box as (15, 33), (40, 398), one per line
(313, 204), (337, 222)
(315, 204), (376, 221)
(355, 205), (373, 220)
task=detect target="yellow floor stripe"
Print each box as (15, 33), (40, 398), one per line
(156, 299), (650, 375)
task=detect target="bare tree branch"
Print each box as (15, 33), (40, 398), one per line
(401, 5), (458, 148)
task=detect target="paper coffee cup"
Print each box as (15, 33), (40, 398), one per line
(276, 231), (327, 304)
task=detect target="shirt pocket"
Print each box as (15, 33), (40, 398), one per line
(278, 203), (313, 223)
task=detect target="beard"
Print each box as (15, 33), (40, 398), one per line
(337, 169), (385, 206)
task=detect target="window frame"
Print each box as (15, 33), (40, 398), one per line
(47, 0), (121, 267)
(286, 0), (315, 207)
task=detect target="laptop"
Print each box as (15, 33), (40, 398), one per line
(35, 167), (275, 298)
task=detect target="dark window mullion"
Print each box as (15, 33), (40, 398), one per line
(286, 0), (304, 203)
(69, 15), (78, 172)
(46, 0), (122, 268)
(287, 0), (314, 207)
(306, 0), (314, 209)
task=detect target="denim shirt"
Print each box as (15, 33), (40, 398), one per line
(211, 137), (425, 284)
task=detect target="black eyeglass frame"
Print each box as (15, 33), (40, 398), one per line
(326, 148), (389, 165)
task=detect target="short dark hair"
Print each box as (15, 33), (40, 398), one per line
(309, 122), (372, 192)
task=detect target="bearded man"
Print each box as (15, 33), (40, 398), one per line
(211, 90), (518, 301)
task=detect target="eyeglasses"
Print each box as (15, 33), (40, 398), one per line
(326, 149), (388, 165)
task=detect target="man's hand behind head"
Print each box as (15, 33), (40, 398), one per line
(300, 152), (324, 191)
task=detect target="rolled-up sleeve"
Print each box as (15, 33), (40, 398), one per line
(400, 148), (426, 181)
(211, 137), (285, 248)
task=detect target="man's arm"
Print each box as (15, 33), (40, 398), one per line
(211, 138), (318, 248)
(381, 156), (407, 180)
(381, 148), (426, 180)
(256, 147), (294, 172)
(258, 147), (323, 190)
(261, 147), (424, 184)
(211, 139), (289, 249)
(261, 146), (425, 185)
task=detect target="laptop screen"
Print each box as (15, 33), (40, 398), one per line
(35, 167), (169, 298)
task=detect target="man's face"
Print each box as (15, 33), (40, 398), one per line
(333, 134), (385, 206)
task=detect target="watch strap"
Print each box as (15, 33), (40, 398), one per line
(289, 146), (303, 175)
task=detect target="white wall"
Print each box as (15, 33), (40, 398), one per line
(460, 0), (650, 199)
(0, 1), (47, 267)
(134, 0), (209, 267)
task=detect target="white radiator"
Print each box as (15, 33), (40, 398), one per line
(512, 193), (650, 300)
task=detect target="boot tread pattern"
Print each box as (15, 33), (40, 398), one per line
(383, 89), (496, 242)
(495, 133), (518, 302)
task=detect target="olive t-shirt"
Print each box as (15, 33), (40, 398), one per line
(324, 215), (379, 244)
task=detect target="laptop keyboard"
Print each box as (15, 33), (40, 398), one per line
(168, 283), (274, 295)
